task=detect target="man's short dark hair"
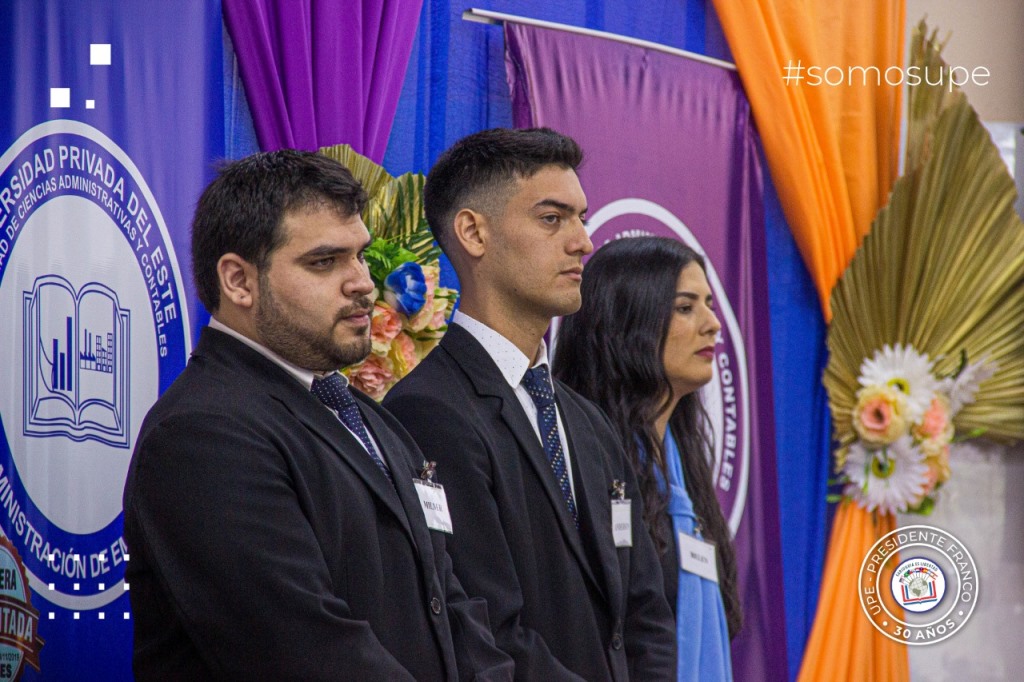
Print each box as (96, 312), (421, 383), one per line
(423, 127), (583, 255)
(191, 149), (368, 311)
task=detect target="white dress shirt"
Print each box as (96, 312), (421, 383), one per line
(452, 310), (577, 500)
(207, 317), (384, 462)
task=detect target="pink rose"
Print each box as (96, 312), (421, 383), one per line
(347, 355), (395, 401)
(852, 386), (907, 445)
(860, 399), (892, 431)
(370, 303), (402, 349)
(915, 397), (951, 440)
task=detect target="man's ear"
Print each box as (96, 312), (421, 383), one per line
(452, 208), (487, 259)
(217, 253), (259, 309)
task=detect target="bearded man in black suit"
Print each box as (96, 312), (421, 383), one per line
(122, 150), (512, 681)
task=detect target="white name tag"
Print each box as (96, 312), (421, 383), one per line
(413, 480), (453, 534)
(611, 499), (632, 547)
(679, 532), (718, 583)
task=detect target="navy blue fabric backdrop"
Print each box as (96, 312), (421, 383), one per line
(0, 1), (223, 679)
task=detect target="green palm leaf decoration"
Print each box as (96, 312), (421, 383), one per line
(825, 21), (1024, 449)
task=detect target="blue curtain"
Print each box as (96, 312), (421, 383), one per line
(225, 3), (831, 676)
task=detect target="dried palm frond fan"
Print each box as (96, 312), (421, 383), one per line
(824, 21), (1024, 515)
(319, 144), (438, 261)
(797, 21), (1022, 681)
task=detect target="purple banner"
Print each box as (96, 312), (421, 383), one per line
(506, 23), (786, 680)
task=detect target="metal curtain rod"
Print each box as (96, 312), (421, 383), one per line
(462, 7), (737, 71)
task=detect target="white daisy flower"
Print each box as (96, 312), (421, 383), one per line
(858, 344), (939, 421)
(843, 436), (930, 515)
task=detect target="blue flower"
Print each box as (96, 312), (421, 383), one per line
(384, 261), (428, 316)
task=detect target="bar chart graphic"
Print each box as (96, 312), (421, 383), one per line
(22, 274), (131, 448)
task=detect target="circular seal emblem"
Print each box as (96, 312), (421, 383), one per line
(0, 120), (191, 612)
(859, 524), (978, 645)
(557, 197), (751, 535)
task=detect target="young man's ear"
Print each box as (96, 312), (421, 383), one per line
(452, 208), (487, 259)
(217, 253), (259, 308)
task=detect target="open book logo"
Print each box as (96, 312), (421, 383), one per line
(22, 274), (130, 448)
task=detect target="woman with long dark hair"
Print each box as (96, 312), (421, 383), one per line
(553, 236), (741, 681)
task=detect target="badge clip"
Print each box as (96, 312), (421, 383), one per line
(419, 460), (438, 485)
(610, 479), (626, 500)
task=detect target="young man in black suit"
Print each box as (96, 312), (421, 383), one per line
(122, 150), (512, 681)
(384, 128), (675, 680)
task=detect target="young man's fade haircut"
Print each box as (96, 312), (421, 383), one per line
(423, 127), (583, 256)
(191, 149), (368, 312)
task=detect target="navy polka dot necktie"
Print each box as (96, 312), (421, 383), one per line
(521, 365), (579, 527)
(311, 373), (393, 485)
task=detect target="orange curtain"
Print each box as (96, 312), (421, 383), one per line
(709, 1), (907, 679)
(710, 0), (904, 321)
(796, 505), (909, 680)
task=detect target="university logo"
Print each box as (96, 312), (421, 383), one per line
(566, 198), (752, 536)
(891, 557), (945, 612)
(0, 536), (42, 681)
(0, 120), (190, 617)
(859, 525), (978, 645)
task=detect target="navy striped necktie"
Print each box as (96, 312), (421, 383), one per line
(521, 365), (578, 527)
(310, 374), (393, 485)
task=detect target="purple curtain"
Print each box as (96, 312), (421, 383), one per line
(223, 0), (423, 161)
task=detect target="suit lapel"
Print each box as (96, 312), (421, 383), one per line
(288, 394), (415, 542)
(441, 326), (607, 603)
(193, 329), (417, 544)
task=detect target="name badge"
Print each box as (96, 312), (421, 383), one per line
(413, 480), (453, 534)
(611, 499), (632, 547)
(678, 532), (718, 583)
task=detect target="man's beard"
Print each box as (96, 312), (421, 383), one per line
(255, 279), (373, 372)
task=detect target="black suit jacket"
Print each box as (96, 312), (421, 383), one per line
(384, 324), (675, 681)
(123, 327), (513, 681)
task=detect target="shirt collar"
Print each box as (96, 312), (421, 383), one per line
(452, 310), (549, 389)
(207, 317), (345, 391)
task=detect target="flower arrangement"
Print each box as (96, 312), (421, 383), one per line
(822, 25), (1024, 520)
(835, 344), (995, 515)
(317, 144), (458, 400)
(347, 246), (457, 399)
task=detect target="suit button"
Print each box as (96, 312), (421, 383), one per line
(612, 633), (623, 650)
(430, 597), (442, 615)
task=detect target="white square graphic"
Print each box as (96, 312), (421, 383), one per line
(73, 612), (80, 620)
(50, 88), (71, 108)
(90, 43), (111, 66)
(98, 612), (105, 620)
(123, 612), (130, 620)
(86, 99), (95, 110)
